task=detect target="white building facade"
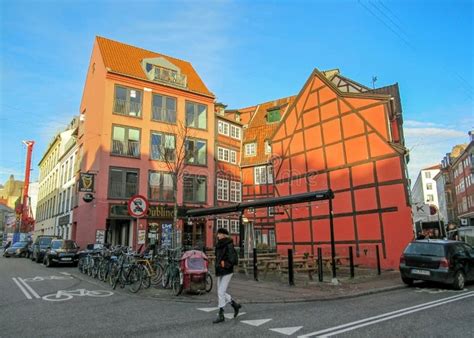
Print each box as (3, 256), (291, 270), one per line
(411, 165), (441, 223)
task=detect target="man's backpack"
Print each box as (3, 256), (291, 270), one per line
(228, 244), (239, 266)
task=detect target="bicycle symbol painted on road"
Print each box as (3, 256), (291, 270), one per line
(42, 289), (114, 302)
(23, 275), (74, 282)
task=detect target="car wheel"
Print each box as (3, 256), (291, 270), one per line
(453, 270), (465, 290)
(401, 277), (414, 286)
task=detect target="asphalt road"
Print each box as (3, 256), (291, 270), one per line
(1, 255), (473, 337)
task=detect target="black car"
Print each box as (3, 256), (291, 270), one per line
(43, 239), (80, 267)
(31, 235), (60, 263)
(399, 240), (474, 290)
(3, 241), (29, 258)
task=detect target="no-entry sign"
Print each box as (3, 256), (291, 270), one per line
(127, 195), (149, 218)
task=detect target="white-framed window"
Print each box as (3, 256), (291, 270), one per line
(254, 165), (273, 185)
(230, 150), (237, 164)
(425, 171), (431, 179)
(217, 147), (230, 162)
(245, 143), (256, 156)
(269, 229), (276, 248)
(218, 121), (229, 136)
(217, 219), (230, 231)
(265, 140), (271, 154)
(268, 206), (275, 216)
(230, 220), (239, 234)
(217, 178), (229, 201)
(426, 183), (432, 190)
(426, 194), (434, 202)
(230, 125), (241, 140)
(230, 181), (241, 202)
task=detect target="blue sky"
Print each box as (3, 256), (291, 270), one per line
(0, 0), (472, 185)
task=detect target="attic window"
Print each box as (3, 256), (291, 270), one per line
(267, 108), (281, 123)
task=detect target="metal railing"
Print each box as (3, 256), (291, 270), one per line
(113, 99), (142, 117)
(112, 140), (140, 157)
(152, 107), (176, 123)
(153, 67), (187, 87)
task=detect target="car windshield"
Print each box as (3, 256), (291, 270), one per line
(12, 242), (27, 248)
(51, 241), (63, 249)
(404, 243), (445, 257)
(63, 240), (77, 249)
(39, 238), (53, 246)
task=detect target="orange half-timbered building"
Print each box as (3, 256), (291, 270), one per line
(235, 69), (412, 268)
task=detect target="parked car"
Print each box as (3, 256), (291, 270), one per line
(43, 239), (80, 267)
(77, 243), (104, 258)
(3, 241), (29, 258)
(31, 235), (60, 263)
(399, 239), (474, 290)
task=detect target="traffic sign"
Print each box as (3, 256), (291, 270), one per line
(127, 195), (149, 218)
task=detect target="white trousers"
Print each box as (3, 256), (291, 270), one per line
(217, 273), (233, 308)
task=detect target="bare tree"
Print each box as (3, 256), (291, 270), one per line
(157, 119), (196, 236)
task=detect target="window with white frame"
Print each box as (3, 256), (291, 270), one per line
(254, 165), (273, 184)
(230, 150), (237, 164)
(245, 143), (256, 156)
(230, 220), (239, 234)
(217, 219), (230, 231)
(218, 121), (229, 136)
(426, 183), (433, 190)
(426, 194), (434, 202)
(217, 147), (230, 162)
(230, 125), (241, 140)
(425, 171), (431, 179)
(217, 178), (229, 201)
(230, 181), (241, 202)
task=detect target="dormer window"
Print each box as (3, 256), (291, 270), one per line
(267, 107), (281, 123)
(142, 57), (187, 88)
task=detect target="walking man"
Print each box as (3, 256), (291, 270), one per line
(213, 228), (241, 324)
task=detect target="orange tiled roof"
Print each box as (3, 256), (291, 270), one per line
(96, 36), (214, 98)
(239, 95), (296, 166)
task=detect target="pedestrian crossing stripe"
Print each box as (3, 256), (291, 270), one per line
(241, 319), (272, 327)
(224, 312), (246, 319)
(270, 326), (303, 335)
(197, 307), (219, 312)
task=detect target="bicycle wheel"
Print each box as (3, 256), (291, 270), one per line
(162, 264), (170, 288)
(128, 265), (142, 294)
(151, 262), (164, 286)
(205, 272), (213, 293)
(171, 269), (183, 296)
(141, 265), (151, 289)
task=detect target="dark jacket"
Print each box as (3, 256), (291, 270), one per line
(215, 238), (237, 277)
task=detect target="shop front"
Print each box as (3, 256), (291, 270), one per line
(107, 204), (133, 247)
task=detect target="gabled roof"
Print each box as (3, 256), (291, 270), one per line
(239, 95), (296, 167)
(96, 36), (214, 98)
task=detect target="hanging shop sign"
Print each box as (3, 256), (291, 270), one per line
(79, 173), (95, 192)
(83, 193), (94, 203)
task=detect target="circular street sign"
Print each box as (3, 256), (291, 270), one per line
(127, 195), (149, 218)
(83, 193), (95, 203)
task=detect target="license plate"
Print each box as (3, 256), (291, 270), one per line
(412, 269), (430, 276)
(61, 257), (72, 261)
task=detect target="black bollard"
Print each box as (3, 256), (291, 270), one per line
(288, 249), (294, 286)
(317, 248), (323, 282)
(376, 245), (381, 275)
(253, 248), (258, 281)
(349, 246), (354, 278)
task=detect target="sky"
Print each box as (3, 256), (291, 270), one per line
(0, 0), (472, 186)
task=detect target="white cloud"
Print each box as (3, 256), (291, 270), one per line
(405, 121), (468, 185)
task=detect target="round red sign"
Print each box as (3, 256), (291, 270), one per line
(127, 195), (149, 218)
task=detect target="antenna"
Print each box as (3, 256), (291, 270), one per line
(371, 76), (378, 89)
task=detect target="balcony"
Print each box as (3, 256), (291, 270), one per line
(112, 140), (140, 158)
(113, 99), (142, 117)
(152, 107), (176, 123)
(153, 67), (187, 88)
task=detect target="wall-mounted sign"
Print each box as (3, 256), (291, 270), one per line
(128, 195), (149, 218)
(95, 230), (105, 244)
(79, 173), (95, 192)
(83, 193), (94, 203)
(137, 230), (146, 245)
(58, 214), (70, 226)
(148, 205), (174, 219)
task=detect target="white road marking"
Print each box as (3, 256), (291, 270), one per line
(12, 278), (32, 300)
(197, 307), (219, 312)
(224, 312), (246, 319)
(60, 272), (72, 276)
(299, 291), (474, 337)
(241, 319), (272, 327)
(18, 278), (41, 299)
(270, 326), (304, 336)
